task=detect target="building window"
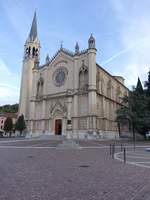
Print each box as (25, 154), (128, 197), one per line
(67, 120), (71, 125)
(26, 46), (31, 57)
(107, 80), (111, 98)
(37, 77), (44, 98)
(116, 86), (121, 102)
(79, 65), (88, 90)
(100, 77), (104, 94)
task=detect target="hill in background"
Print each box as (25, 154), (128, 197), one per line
(0, 104), (18, 113)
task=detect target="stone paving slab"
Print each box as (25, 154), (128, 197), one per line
(0, 140), (150, 199)
(0, 140), (61, 147)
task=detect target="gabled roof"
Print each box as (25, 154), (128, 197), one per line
(39, 48), (88, 69)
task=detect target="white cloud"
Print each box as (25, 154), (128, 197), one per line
(0, 84), (19, 105)
(0, 59), (11, 75)
(106, 0), (150, 87)
(1, 1), (31, 41)
(101, 39), (148, 66)
(0, 58), (19, 105)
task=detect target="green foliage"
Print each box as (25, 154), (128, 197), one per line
(15, 115), (26, 135)
(145, 71), (150, 108)
(4, 117), (13, 133)
(116, 75), (150, 136)
(145, 71), (150, 96)
(0, 104), (18, 113)
(135, 77), (143, 95)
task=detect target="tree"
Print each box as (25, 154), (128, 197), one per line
(116, 92), (137, 138)
(145, 70), (150, 96)
(145, 70), (150, 110)
(116, 76), (150, 140)
(4, 117), (13, 137)
(135, 77), (143, 95)
(15, 115), (26, 136)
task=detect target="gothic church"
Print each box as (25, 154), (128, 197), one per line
(19, 12), (128, 139)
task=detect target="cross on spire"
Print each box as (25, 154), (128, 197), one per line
(60, 40), (63, 49)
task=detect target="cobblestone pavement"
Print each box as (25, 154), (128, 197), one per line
(0, 138), (150, 200)
(115, 147), (150, 168)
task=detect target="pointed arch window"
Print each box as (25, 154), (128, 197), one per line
(107, 80), (111, 98)
(100, 77), (104, 94)
(31, 47), (39, 58)
(37, 77), (44, 98)
(116, 86), (121, 102)
(32, 47), (35, 57)
(25, 46), (31, 57)
(79, 65), (88, 91)
(35, 48), (39, 57)
(28, 47), (31, 55)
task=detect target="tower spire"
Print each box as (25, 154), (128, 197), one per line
(75, 42), (79, 54)
(29, 11), (38, 41)
(24, 11), (40, 60)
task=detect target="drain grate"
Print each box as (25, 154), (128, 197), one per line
(27, 155), (34, 158)
(79, 165), (90, 168)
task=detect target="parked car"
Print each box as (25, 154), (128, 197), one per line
(145, 131), (150, 139)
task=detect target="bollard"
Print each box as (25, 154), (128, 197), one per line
(113, 143), (115, 154)
(112, 144), (115, 159)
(110, 144), (112, 156)
(121, 143), (123, 152)
(133, 141), (136, 151)
(123, 148), (126, 163)
(112, 145), (114, 159)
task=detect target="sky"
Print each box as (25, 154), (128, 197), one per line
(0, 0), (150, 105)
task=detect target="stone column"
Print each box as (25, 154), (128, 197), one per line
(62, 117), (67, 136)
(67, 96), (73, 136)
(28, 68), (38, 133)
(43, 67), (48, 96)
(102, 97), (106, 118)
(49, 118), (52, 135)
(67, 97), (72, 120)
(73, 55), (79, 134)
(30, 121), (33, 134)
(88, 48), (97, 132)
(88, 48), (97, 115)
(30, 100), (35, 133)
(73, 94), (78, 131)
(102, 97), (107, 131)
(42, 100), (46, 132)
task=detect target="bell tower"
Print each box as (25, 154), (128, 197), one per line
(24, 12), (40, 61)
(19, 11), (40, 120)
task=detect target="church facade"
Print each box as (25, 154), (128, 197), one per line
(19, 13), (128, 139)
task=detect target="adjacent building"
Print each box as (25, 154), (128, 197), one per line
(0, 113), (17, 132)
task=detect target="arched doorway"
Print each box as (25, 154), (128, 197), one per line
(55, 119), (62, 135)
(50, 102), (67, 135)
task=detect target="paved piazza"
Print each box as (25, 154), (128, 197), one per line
(0, 138), (150, 200)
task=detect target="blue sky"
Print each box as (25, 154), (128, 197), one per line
(0, 0), (150, 105)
